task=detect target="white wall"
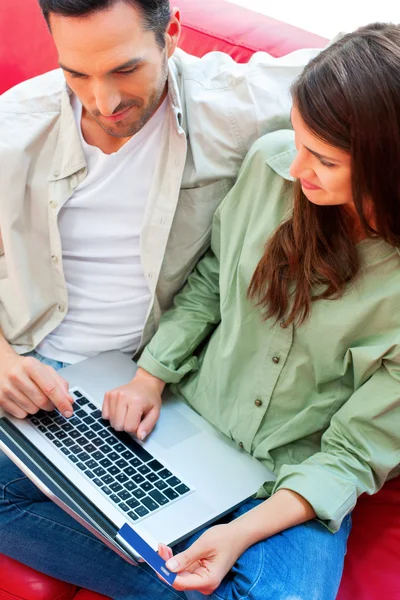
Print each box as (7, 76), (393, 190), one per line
(227, 0), (400, 39)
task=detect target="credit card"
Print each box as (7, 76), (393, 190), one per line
(116, 524), (177, 586)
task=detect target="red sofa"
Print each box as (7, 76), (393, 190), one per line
(1, 1), (399, 599)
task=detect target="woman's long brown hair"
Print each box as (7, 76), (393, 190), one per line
(248, 23), (400, 326)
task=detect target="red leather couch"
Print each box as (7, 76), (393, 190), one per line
(1, 1), (399, 599)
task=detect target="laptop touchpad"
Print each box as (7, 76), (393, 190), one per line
(149, 407), (201, 450)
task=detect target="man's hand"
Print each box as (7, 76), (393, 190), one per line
(102, 368), (166, 440)
(0, 352), (73, 419)
(158, 523), (246, 595)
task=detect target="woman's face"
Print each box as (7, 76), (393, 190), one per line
(289, 106), (353, 206)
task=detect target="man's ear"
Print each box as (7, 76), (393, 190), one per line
(165, 8), (181, 59)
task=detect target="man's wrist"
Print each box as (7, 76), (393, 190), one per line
(134, 367), (166, 394)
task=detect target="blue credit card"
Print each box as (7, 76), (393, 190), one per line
(116, 524), (177, 586)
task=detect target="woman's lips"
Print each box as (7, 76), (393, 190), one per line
(300, 178), (322, 191)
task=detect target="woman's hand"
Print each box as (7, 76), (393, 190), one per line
(158, 523), (247, 594)
(102, 368), (166, 439)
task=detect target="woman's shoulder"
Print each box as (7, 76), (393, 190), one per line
(243, 129), (297, 181)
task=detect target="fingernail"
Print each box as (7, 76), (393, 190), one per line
(64, 410), (73, 418)
(166, 558), (178, 572)
(140, 431), (147, 441)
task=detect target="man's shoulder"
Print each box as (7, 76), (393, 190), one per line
(0, 69), (65, 115)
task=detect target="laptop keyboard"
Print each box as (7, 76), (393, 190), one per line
(28, 387), (192, 522)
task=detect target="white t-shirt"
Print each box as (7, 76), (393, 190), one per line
(37, 96), (167, 363)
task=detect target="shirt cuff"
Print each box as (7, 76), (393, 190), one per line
(137, 347), (199, 384)
(271, 463), (357, 533)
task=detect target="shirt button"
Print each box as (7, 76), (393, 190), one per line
(280, 322), (286, 329)
(49, 200), (57, 209)
(53, 171), (59, 178)
(238, 442), (244, 449)
(272, 356), (280, 364)
(58, 304), (66, 312)
(255, 399), (263, 407)
(51, 255), (59, 263)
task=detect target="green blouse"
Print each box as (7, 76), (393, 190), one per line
(138, 130), (400, 532)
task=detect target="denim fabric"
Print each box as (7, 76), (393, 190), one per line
(0, 352), (351, 600)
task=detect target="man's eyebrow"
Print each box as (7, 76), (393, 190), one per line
(58, 57), (143, 77)
(304, 145), (342, 163)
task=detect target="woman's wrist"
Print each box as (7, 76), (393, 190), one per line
(134, 367), (166, 394)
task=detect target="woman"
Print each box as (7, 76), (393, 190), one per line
(104, 23), (400, 599)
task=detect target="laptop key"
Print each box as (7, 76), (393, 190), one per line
(54, 440), (63, 448)
(83, 415), (95, 425)
(55, 431), (68, 440)
(108, 452), (120, 462)
(73, 390), (83, 397)
(118, 491), (131, 501)
(125, 481), (137, 491)
(92, 451), (104, 461)
(75, 409), (87, 418)
(76, 452), (90, 462)
(129, 457), (142, 468)
(121, 450), (134, 460)
(116, 459), (128, 469)
(141, 497), (159, 512)
(110, 494), (121, 504)
(85, 431), (96, 440)
(70, 444), (82, 453)
(54, 416), (66, 425)
(159, 469), (172, 480)
(110, 482), (123, 492)
(93, 478), (104, 487)
(133, 474), (145, 484)
(91, 409), (102, 418)
(63, 438), (75, 448)
(77, 424), (89, 433)
(90, 423), (103, 432)
(176, 484), (190, 495)
(45, 432), (55, 440)
(30, 418), (40, 425)
(127, 498), (140, 509)
(140, 482), (153, 492)
(69, 417), (81, 426)
(75, 436), (89, 446)
(102, 486), (112, 495)
(49, 424), (60, 433)
(61, 447), (70, 456)
(128, 511), (139, 521)
(102, 474), (114, 484)
(69, 430), (81, 439)
(114, 432), (153, 463)
(124, 466), (136, 477)
(107, 466), (119, 476)
(114, 443), (126, 453)
(99, 444), (112, 454)
(116, 473), (129, 483)
(76, 397), (89, 406)
(38, 425), (47, 433)
(148, 459), (163, 472)
(134, 506), (149, 518)
(76, 462), (87, 471)
(132, 489), (146, 500)
(149, 490), (169, 506)
(87, 403), (98, 412)
(154, 480), (168, 491)
(138, 465), (150, 475)
(94, 467), (106, 477)
(92, 438), (104, 447)
(84, 444), (97, 454)
(166, 476), (181, 488)
(98, 430), (110, 439)
(61, 423), (74, 432)
(146, 473), (158, 483)
(119, 502), (130, 512)
(164, 488), (179, 501)
(41, 417), (53, 426)
(99, 458), (112, 468)
(105, 435), (119, 446)
(86, 472), (95, 480)
(68, 455), (79, 463)
(86, 459), (97, 469)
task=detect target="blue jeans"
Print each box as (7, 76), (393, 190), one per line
(0, 352), (351, 600)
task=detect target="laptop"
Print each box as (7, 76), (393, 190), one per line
(0, 350), (275, 574)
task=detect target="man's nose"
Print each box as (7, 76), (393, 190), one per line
(93, 83), (121, 116)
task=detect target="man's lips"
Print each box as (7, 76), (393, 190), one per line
(300, 178), (322, 191)
(101, 106), (134, 123)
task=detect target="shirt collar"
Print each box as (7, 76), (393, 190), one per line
(264, 130), (297, 182)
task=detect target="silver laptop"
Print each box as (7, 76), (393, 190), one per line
(0, 350), (275, 561)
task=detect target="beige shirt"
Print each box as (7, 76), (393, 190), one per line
(0, 47), (319, 355)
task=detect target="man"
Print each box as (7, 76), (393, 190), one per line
(0, 0), (319, 593)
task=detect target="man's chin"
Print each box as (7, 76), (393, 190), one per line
(96, 118), (144, 139)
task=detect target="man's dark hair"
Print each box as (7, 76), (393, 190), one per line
(38, 0), (171, 48)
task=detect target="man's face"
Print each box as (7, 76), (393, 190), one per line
(50, 1), (179, 139)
